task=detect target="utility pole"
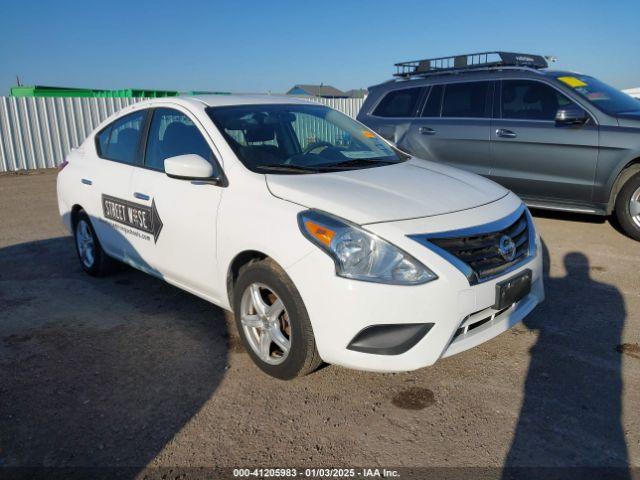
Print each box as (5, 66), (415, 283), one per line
(16, 75), (21, 86)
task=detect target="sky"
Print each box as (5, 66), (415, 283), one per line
(1, 0), (639, 95)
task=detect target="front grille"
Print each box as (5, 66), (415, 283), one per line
(424, 209), (532, 283)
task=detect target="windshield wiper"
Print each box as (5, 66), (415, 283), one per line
(260, 159), (399, 174)
(321, 158), (399, 169)
(259, 164), (322, 173)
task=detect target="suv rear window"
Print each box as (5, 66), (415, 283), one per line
(372, 87), (423, 117)
(442, 82), (491, 118)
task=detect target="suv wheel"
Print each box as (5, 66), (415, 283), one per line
(615, 172), (640, 241)
(232, 258), (322, 380)
(74, 210), (115, 276)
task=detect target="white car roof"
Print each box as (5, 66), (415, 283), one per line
(148, 94), (317, 109)
(195, 94), (315, 107)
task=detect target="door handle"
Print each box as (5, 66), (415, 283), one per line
(81, 178), (93, 186)
(133, 192), (150, 201)
(419, 126), (436, 135)
(496, 128), (517, 138)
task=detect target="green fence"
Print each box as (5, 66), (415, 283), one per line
(10, 85), (180, 98)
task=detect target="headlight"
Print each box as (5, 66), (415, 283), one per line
(298, 210), (437, 285)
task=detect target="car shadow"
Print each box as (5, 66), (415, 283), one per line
(503, 241), (630, 478)
(0, 228), (229, 473)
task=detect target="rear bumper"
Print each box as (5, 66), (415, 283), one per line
(56, 170), (73, 234)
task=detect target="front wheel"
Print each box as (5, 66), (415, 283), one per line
(233, 258), (322, 380)
(615, 172), (640, 241)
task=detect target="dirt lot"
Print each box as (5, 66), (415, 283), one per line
(0, 170), (639, 475)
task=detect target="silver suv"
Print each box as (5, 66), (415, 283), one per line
(358, 51), (640, 241)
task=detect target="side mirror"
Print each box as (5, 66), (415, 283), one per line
(164, 154), (215, 180)
(555, 107), (588, 126)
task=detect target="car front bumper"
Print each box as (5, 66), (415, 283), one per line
(284, 195), (544, 372)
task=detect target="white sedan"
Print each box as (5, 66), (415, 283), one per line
(57, 95), (544, 379)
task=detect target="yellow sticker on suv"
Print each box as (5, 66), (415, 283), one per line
(558, 76), (588, 88)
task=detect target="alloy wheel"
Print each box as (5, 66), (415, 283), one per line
(630, 186), (640, 228)
(76, 219), (95, 268)
(239, 282), (291, 365)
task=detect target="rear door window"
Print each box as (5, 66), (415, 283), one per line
(421, 85), (443, 117)
(96, 111), (146, 165)
(372, 87), (423, 117)
(144, 108), (216, 172)
(501, 80), (574, 120)
(442, 82), (491, 118)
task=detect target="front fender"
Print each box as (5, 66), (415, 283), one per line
(215, 175), (315, 310)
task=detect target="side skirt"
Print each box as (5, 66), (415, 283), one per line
(522, 198), (607, 216)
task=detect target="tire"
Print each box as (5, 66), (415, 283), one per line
(615, 172), (640, 241)
(232, 258), (322, 380)
(73, 210), (115, 276)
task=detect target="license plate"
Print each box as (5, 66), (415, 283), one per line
(494, 269), (532, 310)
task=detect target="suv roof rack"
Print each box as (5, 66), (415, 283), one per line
(394, 51), (549, 78)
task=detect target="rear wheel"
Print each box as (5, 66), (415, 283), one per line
(74, 210), (115, 276)
(233, 258), (322, 380)
(615, 172), (640, 241)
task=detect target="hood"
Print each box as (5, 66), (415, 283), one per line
(266, 158), (508, 225)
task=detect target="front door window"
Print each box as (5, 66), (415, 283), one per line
(501, 80), (576, 120)
(144, 108), (217, 173)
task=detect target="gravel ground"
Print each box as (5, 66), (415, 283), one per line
(0, 170), (638, 475)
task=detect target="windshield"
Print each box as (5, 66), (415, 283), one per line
(206, 104), (407, 174)
(555, 74), (640, 115)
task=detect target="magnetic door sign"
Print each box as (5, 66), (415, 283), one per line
(101, 194), (164, 243)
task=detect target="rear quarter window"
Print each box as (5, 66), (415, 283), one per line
(372, 87), (423, 118)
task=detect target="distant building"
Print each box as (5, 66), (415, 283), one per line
(345, 88), (368, 99)
(286, 84), (348, 98)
